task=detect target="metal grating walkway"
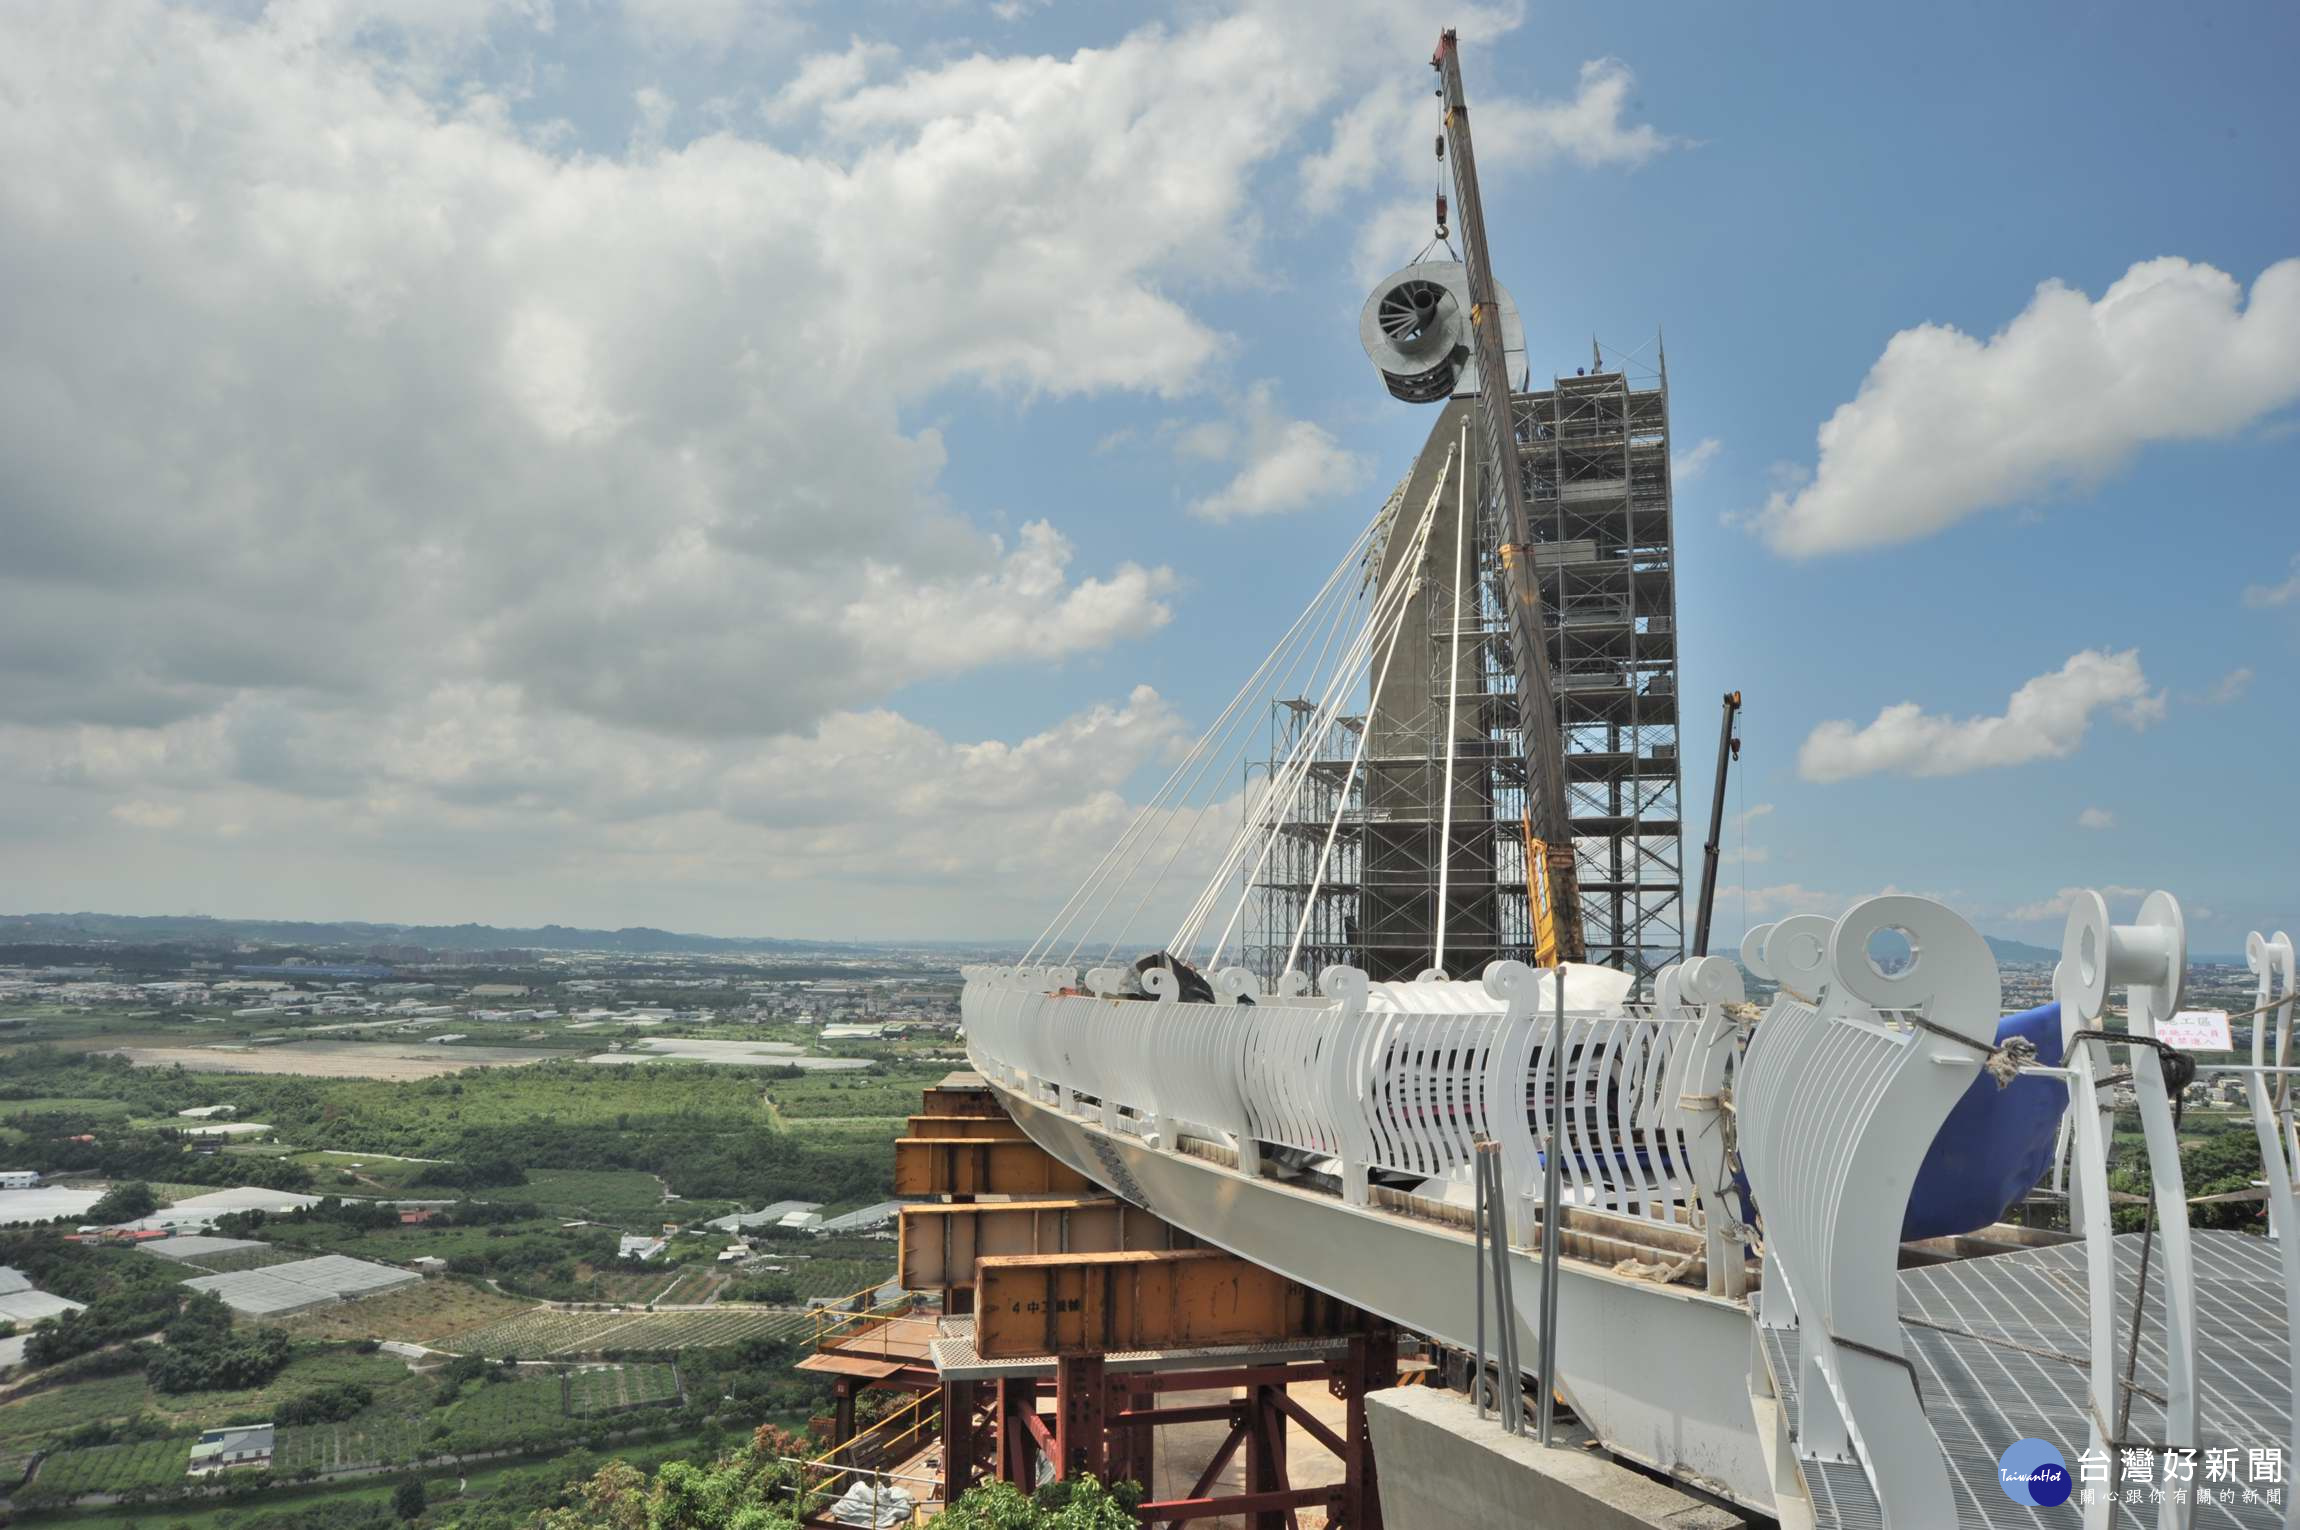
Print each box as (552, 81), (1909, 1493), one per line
(1768, 1231), (2291, 1529)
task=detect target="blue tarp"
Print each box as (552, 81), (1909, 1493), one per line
(1901, 1001), (2067, 1241)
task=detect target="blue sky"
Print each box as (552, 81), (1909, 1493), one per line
(1, 1), (2294, 954)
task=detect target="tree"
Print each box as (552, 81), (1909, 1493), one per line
(938, 1477), (1140, 1530)
(393, 1478), (427, 1522)
(87, 1180), (160, 1223)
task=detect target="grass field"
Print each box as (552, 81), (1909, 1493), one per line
(439, 1374), (566, 1451)
(566, 1363), (680, 1415)
(762, 1065), (947, 1120)
(0, 1097), (136, 1118)
(654, 1268), (722, 1304)
(288, 1150), (439, 1191)
(0, 1374), (150, 1453)
(450, 1306), (815, 1357)
(27, 1436), (191, 1496)
(571, 1266), (684, 1304)
(276, 1280), (533, 1344)
(520, 1167), (673, 1219)
(145, 1349), (419, 1432)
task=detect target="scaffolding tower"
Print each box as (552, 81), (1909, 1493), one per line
(1242, 347), (1683, 989)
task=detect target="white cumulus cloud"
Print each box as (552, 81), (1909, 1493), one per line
(1187, 382), (1368, 521)
(2077, 806), (2115, 830)
(2244, 554), (2300, 608)
(2008, 884), (2149, 923)
(1672, 437), (1722, 482)
(1754, 258), (2300, 557)
(1798, 649), (2165, 783)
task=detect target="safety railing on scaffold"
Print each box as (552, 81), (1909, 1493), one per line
(778, 1389), (943, 1524)
(806, 1279), (924, 1354)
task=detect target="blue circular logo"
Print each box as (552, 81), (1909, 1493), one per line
(1999, 1438), (2072, 1507)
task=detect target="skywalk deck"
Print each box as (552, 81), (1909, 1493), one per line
(1766, 1230), (2291, 1529)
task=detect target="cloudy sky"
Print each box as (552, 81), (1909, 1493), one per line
(3, 0), (2296, 954)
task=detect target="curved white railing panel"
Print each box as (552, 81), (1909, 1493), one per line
(965, 961), (1723, 1242)
(1737, 896), (1996, 1529)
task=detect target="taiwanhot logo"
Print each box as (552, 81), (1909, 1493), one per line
(1998, 1438), (2073, 1507)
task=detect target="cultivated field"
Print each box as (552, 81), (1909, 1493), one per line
(104, 1042), (559, 1080)
(28, 1437), (192, 1497)
(436, 1375), (565, 1451)
(276, 1280), (533, 1344)
(567, 1363), (680, 1415)
(274, 1415), (424, 1473)
(0, 1374), (149, 1453)
(449, 1306), (814, 1357)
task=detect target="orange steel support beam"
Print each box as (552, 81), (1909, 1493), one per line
(903, 1114), (1027, 1140)
(972, 1249), (1359, 1359)
(921, 1084), (1005, 1118)
(893, 1138), (1093, 1197)
(899, 1198), (1188, 1290)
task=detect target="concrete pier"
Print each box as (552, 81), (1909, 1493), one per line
(1367, 1388), (1745, 1530)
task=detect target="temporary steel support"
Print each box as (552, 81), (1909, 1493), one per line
(973, 1248), (1359, 1360)
(893, 1138), (1093, 1197)
(972, 1335), (1397, 1528)
(898, 1198), (1187, 1290)
(904, 1114), (1027, 1140)
(922, 1083), (1007, 1118)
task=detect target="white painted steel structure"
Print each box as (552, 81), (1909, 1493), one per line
(963, 888), (2299, 1526)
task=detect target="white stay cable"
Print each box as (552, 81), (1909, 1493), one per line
(1166, 545), (1379, 957)
(1280, 485), (1442, 985)
(1030, 509), (1380, 967)
(1433, 422), (1469, 977)
(1199, 452), (1454, 970)
(1181, 484), (1440, 964)
(1098, 541), (1371, 966)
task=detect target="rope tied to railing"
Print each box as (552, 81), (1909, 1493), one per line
(1900, 1011), (2038, 1088)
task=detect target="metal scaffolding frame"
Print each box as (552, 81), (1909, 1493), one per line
(1243, 346), (1683, 989)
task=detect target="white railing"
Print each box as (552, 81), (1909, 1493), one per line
(1735, 896), (2002, 1528)
(2244, 931), (2300, 1530)
(960, 955), (1749, 1286)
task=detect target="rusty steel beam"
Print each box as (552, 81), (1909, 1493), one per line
(1140, 1486), (1334, 1524)
(899, 1198), (1188, 1290)
(892, 1138), (1093, 1197)
(904, 1113), (1027, 1140)
(921, 1084), (1005, 1118)
(972, 1249), (1359, 1359)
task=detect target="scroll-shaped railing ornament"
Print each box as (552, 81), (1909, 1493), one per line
(2056, 889), (2193, 1530)
(1737, 895), (1997, 1528)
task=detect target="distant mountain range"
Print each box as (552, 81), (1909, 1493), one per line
(0, 913), (2236, 970)
(0, 911), (869, 956)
